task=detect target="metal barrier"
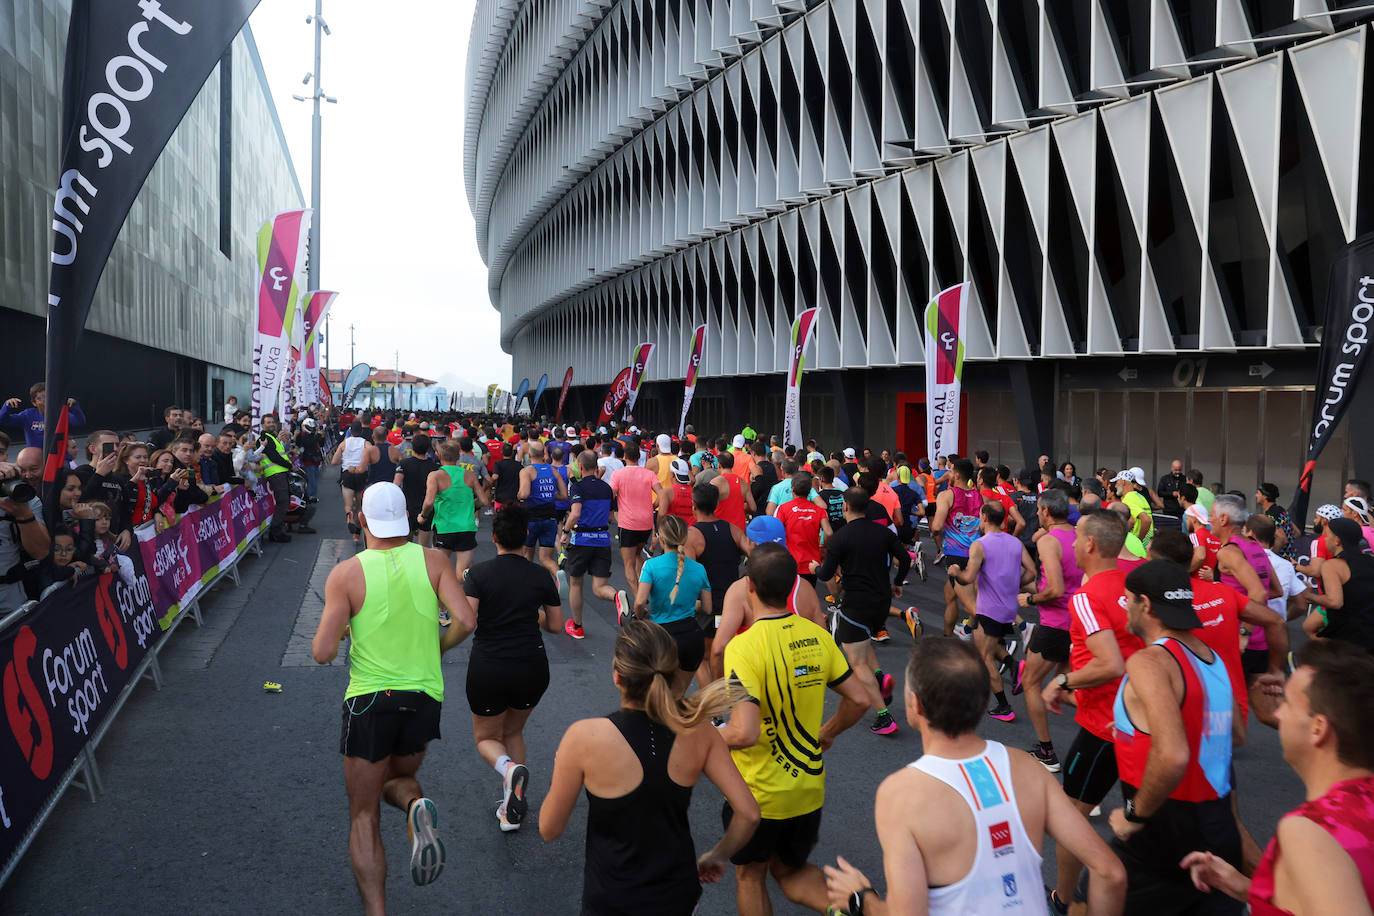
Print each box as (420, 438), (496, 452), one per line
(0, 528), (266, 889)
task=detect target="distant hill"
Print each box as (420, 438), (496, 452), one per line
(434, 373), (484, 395)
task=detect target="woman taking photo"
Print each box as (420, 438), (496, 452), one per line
(539, 620), (760, 916)
(112, 442), (176, 526)
(634, 515), (712, 696)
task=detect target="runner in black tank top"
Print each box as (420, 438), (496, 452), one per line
(581, 709), (700, 915)
(695, 520), (742, 618)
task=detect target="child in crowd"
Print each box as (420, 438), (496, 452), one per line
(235, 433), (262, 490)
(84, 501), (136, 587)
(38, 526), (89, 598)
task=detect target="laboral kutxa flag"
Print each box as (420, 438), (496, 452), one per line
(924, 282), (969, 464)
(253, 209), (312, 430)
(555, 367), (574, 423)
(624, 342), (655, 418)
(299, 290), (338, 406)
(42, 0), (264, 522)
(679, 324), (706, 438)
(783, 308), (819, 447)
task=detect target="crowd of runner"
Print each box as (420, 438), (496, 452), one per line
(294, 408), (1374, 916)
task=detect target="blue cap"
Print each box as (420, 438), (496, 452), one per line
(746, 515), (786, 546)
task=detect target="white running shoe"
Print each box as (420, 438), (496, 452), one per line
(556, 569), (569, 602)
(407, 798), (446, 885)
(502, 763), (529, 827)
(614, 589), (630, 626)
(496, 801), (520, 832)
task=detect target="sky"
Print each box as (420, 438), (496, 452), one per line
(247, 0), (507, 393)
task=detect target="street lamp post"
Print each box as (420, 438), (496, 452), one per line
(293, 3), (336, 306)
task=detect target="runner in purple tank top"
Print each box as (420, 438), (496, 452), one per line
(945, 502), (1036, 723)
(1017, 489), (1081, 771)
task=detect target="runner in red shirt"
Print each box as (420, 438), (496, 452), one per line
(774, 473), (832, 583)
(978, 467), (1024, 536)
(1040, 511), (1143, 912)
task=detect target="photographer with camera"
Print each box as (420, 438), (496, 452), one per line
(0, 460), (48, 614)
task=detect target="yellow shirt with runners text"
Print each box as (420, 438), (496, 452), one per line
(724, 614), (853, 819)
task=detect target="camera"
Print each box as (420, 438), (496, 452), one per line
(0, 478), (36, 502)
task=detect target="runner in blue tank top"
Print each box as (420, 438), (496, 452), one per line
(518, 442), (567, 583)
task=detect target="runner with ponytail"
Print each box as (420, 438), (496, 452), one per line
(633, 514), (713, 696)
(540, 621), (761, 916)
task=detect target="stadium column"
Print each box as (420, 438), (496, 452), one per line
(1009, 362), (1055, 472)
(829, 372), (866, 453)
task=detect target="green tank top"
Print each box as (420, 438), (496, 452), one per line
(345, 543), (444, 701)
(434, 465), (476, 534)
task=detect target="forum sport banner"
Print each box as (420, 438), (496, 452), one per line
(1289, 234), (1374, 528)
(299, 291), (338, 407)
(924, 282), (969, 465)
(253, 210), (312, 430)
(341, 362), (371, 409)
(599, 367), (634, 426)
(679, 324), (706, 438)
(532, 373), (549, 414)
(0, 562), (160, 876)
(42, 0), (265, 524)
(783, 309), (819, 448)
(555, 368), (574, 423)
(624, 343), (655, 420)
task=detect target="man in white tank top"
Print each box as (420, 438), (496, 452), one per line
(822, 638), (1126, 916)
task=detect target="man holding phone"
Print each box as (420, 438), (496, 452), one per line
(76, 429), (132, 551)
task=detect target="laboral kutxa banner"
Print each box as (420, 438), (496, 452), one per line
(679, 324), (706, 438)
(300, 291), (339, 407)
(42, 0), (265, 523)
(624, 343), (655, 419)
(924, 282), (969, 465)
(253, 209), (312, 431)
(555, 368), (574, 423)
(0, 561), (159, 876)
(783, 309), (819, 448)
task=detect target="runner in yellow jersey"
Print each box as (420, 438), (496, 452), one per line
(312, 482), (477, 914)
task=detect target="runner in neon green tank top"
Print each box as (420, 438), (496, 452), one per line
(418, 439), (488, 583)
(311, 482), (476, 912)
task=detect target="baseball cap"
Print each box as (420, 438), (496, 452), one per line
(670, 458), (690, 482)
(732, 434), (746, 449)
(1184, 504), (1209, 528)
(629, 425), (640, 434)
(1316, 503), (1342, 521)
(302, 417), (316, 429)
(746, 515), (786, 546)
(360, 482), (410, 539)
(1111, 468), (1146, 487)
(656, 433), (672, 453)
(1125, 559), (1201, 629)
(843, 447), (856, 459)
(566, 426), (577, 437)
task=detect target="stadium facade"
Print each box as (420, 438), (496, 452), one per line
(466, 2), (1374, 506)
(1, 9), (303, 430)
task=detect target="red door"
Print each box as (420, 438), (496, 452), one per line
(896, 392), (968, 462)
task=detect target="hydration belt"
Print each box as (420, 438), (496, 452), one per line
(573, 525), (608, 533)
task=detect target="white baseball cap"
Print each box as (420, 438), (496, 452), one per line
(1184, 504), (1209, 528)
(1111, 468), (1146, 487)
(732, 434), (746, 449)
(566, 426), (577, 437)
(843, 447), (856, 459)
(656, 433), (672, 453)
(360, 482), (410, 538)
(670, 458), (690, 482)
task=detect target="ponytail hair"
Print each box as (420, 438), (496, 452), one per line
(658, 514), (690, 602)
(614, 620), (739, 733)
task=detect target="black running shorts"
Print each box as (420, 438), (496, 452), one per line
(465, 651), (550, 717)
(939, 554), (967, 572)
(661, 617), (706, 672)
(975, 614), (1015, 638)
(1112, 787), (1244, 916)
(832, 599), (887, 644)
(618, 527), (652, 549)
(434, 530), (477, 552)
(339, 690), (441, 762)
(1027, 625), (1071, 663)
(565, 543), (612, 578)
(341, 471), (368, 492)
(1061, 727), (1119, 806)
(723, 803), (822, 869)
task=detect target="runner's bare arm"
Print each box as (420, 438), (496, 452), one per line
(418, 471), (441, 523)
(1112, 649), (1187, 825)
(697, 729), (761, 882)
(719, 698), (760, 749)
(1042, 762), (1127, 913)
(1070, 628), (1128, 688)
(554, 470), (568, 501)
(562, 501), (583, 539)
(430, 552), (476, 649)
(1020, 546), (1037, 588)
(312, 561), (358, 664)
(947, 540), (983, 585)
(819, 673), (869, 750)
(683, 525), (704, 560)
(1008, 501), (1026, 537)
(466, 469), (488, 507)
(1271, 815), (1374, 916)
(539, 722), (589, 841)
(633, 580), (651, 618)
(1021, 534), (1063, 607)
(518, 466), (533, 501)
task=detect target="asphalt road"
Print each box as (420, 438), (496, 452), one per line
(1, 477), (1307, 915)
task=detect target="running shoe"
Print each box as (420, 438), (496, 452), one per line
(503, 763), (529, 827)
(1019, 620), (1035, 649)
(406, 797), (445, 885)
(495, 801), (519, 833)
(869, 711), (898, 735)
(879, 672), (895, 707)
(614, 589), (630, 626)
(557, 550), (567, 569)
(934, 550), (945, 565)
(954, 620), (974, 641)
(1089, 805), (1102, 817)
(987, 701), (1016, 722)
(1048, 889), (1071, 916)
(564, 619), (585, 640)
(902, 607), (923, 640)
(1011, 659), (1026, 696)
(556, 569), (569, 602)
(872, 629), (891, 644)
(438, 609), (452, 627)
(1003, 635), (1018, 659)
(913, 547), (927, 581)
(1029, 743), (1061, 773)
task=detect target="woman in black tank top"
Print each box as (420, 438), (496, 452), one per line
(538, 621), (760, 916)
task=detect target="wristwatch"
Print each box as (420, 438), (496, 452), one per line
(1056, 672), (1072, 691)
(849, 887), (875, 915)
(1123, 797), (1149, 824)
(1026, 592), (1038, 606)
